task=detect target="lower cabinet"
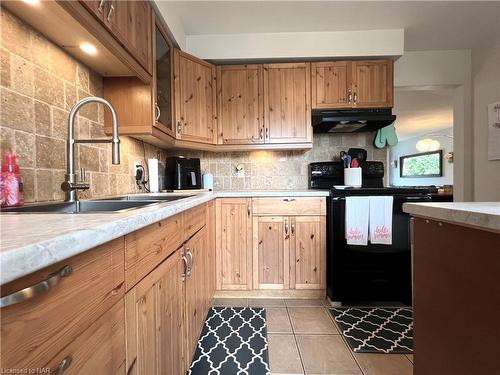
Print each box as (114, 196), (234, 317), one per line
(216, 198), (253, 290)
(253, 215), (325, 290)
(45, 300), (126, 375)
(125, 248), (186, 375)
(216, 198), (326, 293)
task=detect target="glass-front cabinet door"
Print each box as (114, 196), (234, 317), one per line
(153, 18), (174, 136)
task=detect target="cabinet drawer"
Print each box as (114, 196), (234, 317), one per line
(252, 197), (326, 216)
(125, 213), (183, 290)
(44, 300), (125, 375)
(184, 203), (207, 240)
(0, 238), (125, 370)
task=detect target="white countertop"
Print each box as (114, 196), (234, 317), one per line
(403, 202), (500, 233)
(0, 190), (328, 285)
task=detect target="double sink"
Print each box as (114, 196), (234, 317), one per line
(1, 194), (194, 214)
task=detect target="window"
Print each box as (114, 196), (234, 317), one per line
(400, 150), (443, 178)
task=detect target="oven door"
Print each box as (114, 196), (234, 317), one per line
(327, 194), (432, 305)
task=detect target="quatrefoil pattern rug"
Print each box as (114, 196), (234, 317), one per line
(188, 307), (270, 375)
(330, 307), (413, 354)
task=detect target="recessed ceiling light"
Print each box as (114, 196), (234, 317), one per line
(80, 42), (97, 55)
(22, 0), (40, 5)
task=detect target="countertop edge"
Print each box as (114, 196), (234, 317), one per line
(0, 190), (328, 284)
(403, 202), (500, 233)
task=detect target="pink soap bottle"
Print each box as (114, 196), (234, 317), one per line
(1, 153), (24, 208)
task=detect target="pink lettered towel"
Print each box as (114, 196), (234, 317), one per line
(345, 196), (369, 246)
(369, 196), (393, 245)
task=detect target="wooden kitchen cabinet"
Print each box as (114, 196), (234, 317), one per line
(311, 59), (393, 109)
(0, 238), (125, 370)
(216, 64), (264, 144)
(252, 216), (289, 290)
(215, 198), (253, 290)
(174, 49), (217, 144)
(289, 216), (326, 290)
(184, 227), (211, 367)
(80, 0), (152, 74)
(351, 60), (393, 108)
(311, 61), (351, 109)
(125, 248), (186, 375)
(44, 300), (125, 375)
(263, 63), (312, 144)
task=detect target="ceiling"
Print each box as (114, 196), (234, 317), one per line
(159, 1), (500, 51)
(393, 89), (454, 140)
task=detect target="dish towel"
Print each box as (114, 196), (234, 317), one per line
(345, 197), (370, 245)
(369, 196), (394, 245)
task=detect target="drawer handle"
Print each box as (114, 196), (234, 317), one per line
(186, 249), (193, 276)
(55, 355), (72, 375)
(0, 265), (72, 308)
(283, 198), (296, 202)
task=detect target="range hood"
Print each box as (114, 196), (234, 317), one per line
(312, 108), (396, 133)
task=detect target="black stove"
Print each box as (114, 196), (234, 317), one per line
(309, 160), (450, 306)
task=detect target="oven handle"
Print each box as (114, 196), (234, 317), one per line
(331, 195), (433, 201)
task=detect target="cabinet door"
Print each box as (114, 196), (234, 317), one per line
(174, 49), (216, 144)
(351, 60), (393, 108)
(311, 61), (351, 109)
(184, 227), (209, 368)
(289, 216), (326, 290)
(217, 65), (264, 144)
(80, 0), (106, 20)
(253, 216), (290, 290)
(216, 198), (253, 290)
(44, 301), (125, 375)
(153, 15), (174, 137)
(263, 63), (312, 144)
(125, 248), (185, 375)
(127, 0), (152, 74)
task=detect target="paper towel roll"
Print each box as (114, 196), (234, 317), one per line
(148, 158), (159, 193)
(203, 173), (214, 191)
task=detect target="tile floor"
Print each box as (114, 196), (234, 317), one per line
(212, 298), (413, 375)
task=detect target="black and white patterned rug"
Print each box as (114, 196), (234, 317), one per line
(330, 307), (413, 354)
(188, 307), (270, 375)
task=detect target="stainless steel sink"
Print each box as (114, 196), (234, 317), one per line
(95, 194), (194, 202)
(1, 200), (161, 214)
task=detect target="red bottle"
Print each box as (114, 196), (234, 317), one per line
(1, 153), (24, 208)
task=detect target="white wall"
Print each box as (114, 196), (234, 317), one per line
(471, 33), (500, 201)
(394, 49), (472, 201)
(185, 29), (404, 60)
(389, 128), (453, 187)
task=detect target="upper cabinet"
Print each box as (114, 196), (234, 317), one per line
(80, 0), (152, 74)
(216, 65), (264, 144)
(263, 63), (312, 144)
(174, 50), (217, 144)
(312, 59), (393, 109)
(216, 63), (312, 146)
(351, 60), (393, 108)
(311, 61), (350, 109)
(153, 15), (174, 137)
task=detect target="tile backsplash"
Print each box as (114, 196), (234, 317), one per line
(0, 8), (166, 203)
(168, 133), (387, 190)
(0, 8), (387, 201)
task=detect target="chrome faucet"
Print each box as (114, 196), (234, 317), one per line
(61, 96), (120, 202)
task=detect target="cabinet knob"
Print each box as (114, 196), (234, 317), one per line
(55, 355), (72, 375)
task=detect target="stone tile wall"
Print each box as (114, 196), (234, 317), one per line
(168, 133), (388, 190)
(0, 8), (166, 202)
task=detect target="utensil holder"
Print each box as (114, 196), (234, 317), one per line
(344, 167), (362, 187)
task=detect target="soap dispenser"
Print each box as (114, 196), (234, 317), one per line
(1, 153), (24, 208)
